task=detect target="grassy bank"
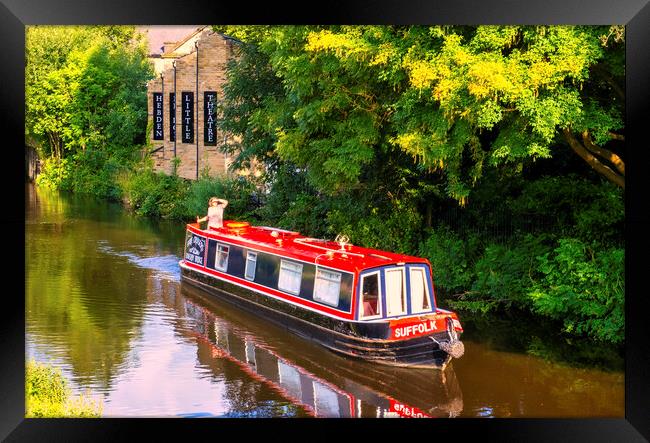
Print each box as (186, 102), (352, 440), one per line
(26, 360), (102, 418)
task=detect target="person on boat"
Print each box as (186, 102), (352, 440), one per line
(197, 197), (229, 229)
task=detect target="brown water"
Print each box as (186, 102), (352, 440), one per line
(25, 184), (624, 418)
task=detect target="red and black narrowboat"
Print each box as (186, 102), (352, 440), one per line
(179, 220), (465, 369)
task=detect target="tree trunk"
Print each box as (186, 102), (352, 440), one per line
(562, 128), (625, 189)
(582, 131), (625, 176)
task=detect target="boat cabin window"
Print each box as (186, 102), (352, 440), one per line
(409, 267), (431, 313)
(313, 268), (342, 307)
(360, 273), (381, 319)
(385, 268), (406, 317)
(245, 251), (257, 280)
(215, 244), (229, 271)
(278, 260), (303, 295)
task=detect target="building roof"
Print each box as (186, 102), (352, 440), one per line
(136, 25), (205, 56)
(160, 26), (208, 57)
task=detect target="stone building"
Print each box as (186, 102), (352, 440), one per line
(145, 26), (241, 180)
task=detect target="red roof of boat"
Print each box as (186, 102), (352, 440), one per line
(186, 221), (430, 274)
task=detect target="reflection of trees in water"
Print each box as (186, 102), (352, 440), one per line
(27, 184), (186, 254)
(460, 310), (624, 372)
(26, 185), (181, 392)
(451, 341), (624, 417)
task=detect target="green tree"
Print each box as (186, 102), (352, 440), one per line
(26, 26), (153, 197)
(26, 26), (146, 158)
(216, 25), (624, 205)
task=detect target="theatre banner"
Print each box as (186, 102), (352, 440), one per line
(182, 92), (194, 143)
(153, 93), (163, 140)
(204, 91), (217, 146)
(170, 93), (176, 141)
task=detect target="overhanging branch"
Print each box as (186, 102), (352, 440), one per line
(581, 131), (625, 176)
(562, 128), (624, 189)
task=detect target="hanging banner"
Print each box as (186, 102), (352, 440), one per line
(153, 92), (163, 140)
(182, 91), (194, 143)
(204, 91), (217, 146)
(169, 92), (176, 141)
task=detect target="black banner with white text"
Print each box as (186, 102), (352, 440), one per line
(182, 92), (194, 144)
(204, 91), (217, 146)
(153, 93), (163, 140)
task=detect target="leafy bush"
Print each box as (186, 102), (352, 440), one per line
(510, 175), (624, 245)
(26, 360), (102, 418)
(36, 157), (72, 189)
(334, 203), (423, 255)
(528, 238), (624, 344)
(119, 165), (190, 218)
(275, 193), (330, 238)
(59, 149), (125, 200)
(418, 226), (477, 297)
(119, 165), (259, 221)
(452, 235), (553, 313)
(254, 165), (330, 236)
(37, 149), (128, 201)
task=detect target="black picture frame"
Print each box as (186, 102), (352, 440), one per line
(4, 0), (649, 441)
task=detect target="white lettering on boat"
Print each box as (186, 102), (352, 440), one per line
(185, 234), (206, 265)
(393, 320), (437, 338)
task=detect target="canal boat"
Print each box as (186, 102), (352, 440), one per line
(179, 220), (465, 369)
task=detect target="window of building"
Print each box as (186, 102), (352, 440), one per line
(215, 244), (229, 271)
(245, 251), (257, 280)
(385, 268), (406, 317)
(360, 272), (381, 319)
(278, 260), (303, 295)
(313, 268), (342, 307)
(409, 267), (431, 313)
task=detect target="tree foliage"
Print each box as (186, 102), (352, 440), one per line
(216, 25), (624, 203)
(530, 239), (624, 344)
(26, 26), (153, 197)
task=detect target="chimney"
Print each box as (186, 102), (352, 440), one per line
(162, 41), (177, 55)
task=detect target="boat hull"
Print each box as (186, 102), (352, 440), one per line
(180, 264), (457, 369)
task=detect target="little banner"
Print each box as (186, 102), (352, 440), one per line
(182, 92), (194, 143)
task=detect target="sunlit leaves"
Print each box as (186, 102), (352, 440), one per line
(529, 239), (624, 344)
(26, 26), (152, 162)
(218, 25), (622, 203)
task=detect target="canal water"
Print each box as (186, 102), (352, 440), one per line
(25, 184), (624, 418)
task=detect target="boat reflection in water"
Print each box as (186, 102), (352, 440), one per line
(180, 281), (463, 418)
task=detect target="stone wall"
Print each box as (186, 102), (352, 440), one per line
(146, 30), (238, 180)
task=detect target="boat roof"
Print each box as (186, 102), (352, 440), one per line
(187, 221), (430, 274)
